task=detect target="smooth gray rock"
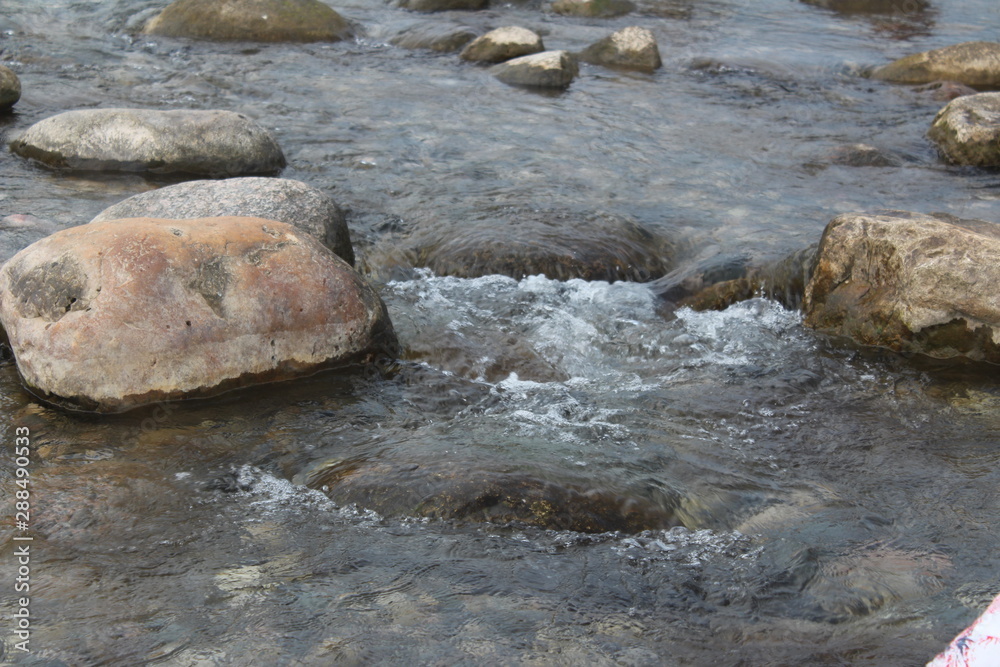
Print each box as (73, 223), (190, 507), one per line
(390, 22), (477, 52)
(491, 50), (579, 89)
(579, 26), (661, 73)
(872, 41), (1000, 88)
(143, 0), (354, 43)
(91, 178), (354, 266)
(10, 109), (286, 177)
(927, 92), (1000, 167)
(0, 65), (20, 111)
(460, 26), (544, 63)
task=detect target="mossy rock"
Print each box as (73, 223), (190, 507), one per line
(143, 0), (354, 43)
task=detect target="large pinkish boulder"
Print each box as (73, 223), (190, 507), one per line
(0, 217), (396, 412)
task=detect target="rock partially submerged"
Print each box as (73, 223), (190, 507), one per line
(374, 207), (673, 282)
(872, 41), (1000, 88)
(492, 50), (579, 89)
(927, 92), (1000, 167)
(803, 211), (1000, 365)
(579, 26), (661, 73)
(0, 217), (396, 412)
(551, 0), (634, 18)
(389, 22), (477, 52)
(143, 0), (354, 43)
(460, 26), (544, 63)
(801, 0), (930, 14)
(672, 246), (817, 312)
(10, 108), (286, 177)
(392, 0), (487, 12)
(90, 178), (354, 265)
(303, 456), (680, 533)
(0, 65), (20, 111)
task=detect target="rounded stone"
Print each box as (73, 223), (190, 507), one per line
(579, 26), (661, 73)
(0, 217), (397, 412)
(550, 0), (634, 18)
(0, 65), (20, 111)
(491, 50), (579, 89)
(803, 210), (1000, 364)
(389, 22), (477, 52)
(872, 41), (1000, 88)
(10, 108), (286, 177)
(380, 207), (674, 282)
(143, 0), (354, 43)
(927, 92), (1000, 167)
(460, 26), (544, 63)
(90, 178), (354, 266)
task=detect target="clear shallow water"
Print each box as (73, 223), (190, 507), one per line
(1, 0), (1000, 664)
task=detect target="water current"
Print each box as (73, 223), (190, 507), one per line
(1, 0), (999, 664)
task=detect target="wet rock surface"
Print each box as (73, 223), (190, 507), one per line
(390, 22), (477, 52)
(825, 143), (904, 167)
(372, 207), (673, 282)
(872, 41), (1000, 88)
(578, 26), (661, 73)
(674, 245), (818, 312)
(0, 216), (396, 412)
(460, 26), (544, 63)
(0, 65), (20, 111)
(303, 456), (680, 533)
(90, 177), (354, 266)
(803, 210), (1000, 364)
(392, 0), (488, 12)
(10, 108), (287, 177)
(550, 0), (634, 18)
(927, 92), (1000, 167)
(801, 0), (930, 14)
(491, 50), (579, 89)
(143, 0), (354, 43)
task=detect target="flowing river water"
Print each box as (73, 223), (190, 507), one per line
(1, 0), (1000, 664)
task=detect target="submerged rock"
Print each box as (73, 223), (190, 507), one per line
(304, 457), (680, 533)
(872, 41), (1000, 88)
(10, 108), (286, 177)
(492, 50), (579, 89)
(392, 0), (488, 12)
(143, 0), (354, 43)
(0, 65), (20, 111)
(460, 26), (544, 63)
(374, 207), (673, 282)
(0, 215), (60, 265)
(801, 0), (930, 14)
(551, 0), (634, 18)
(579, 26), (661, 73)
(803, 211), (1000, 365)
(0, 217), (396, 412)
(914, 80), (979, 102)
(927, 92), (1000, 167)
(676, 246), (818, 312)
(389, 22), (477, 52)
(90, 178), (354, 266)
(826, 143), (903, 168)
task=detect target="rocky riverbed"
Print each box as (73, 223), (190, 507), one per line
(1, 0), (999, 664)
